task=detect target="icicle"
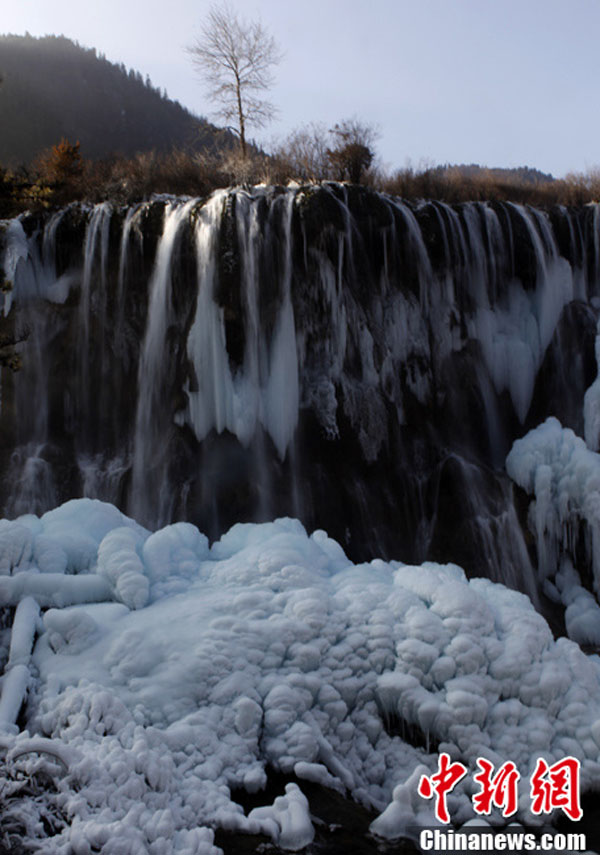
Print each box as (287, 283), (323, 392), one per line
(181, 188), (299, 459)
(0, 597), (40, 730)
(177, 191), (232, 441)
(263, 190), (299, 458)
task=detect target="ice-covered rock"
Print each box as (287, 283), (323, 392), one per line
(507, 417), (600, 638)
(0, 498), (598, 852)
(248, 783), (315, 850)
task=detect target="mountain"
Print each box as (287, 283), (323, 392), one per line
(432, 162), (555, 184)
(0, 33), (228, 166)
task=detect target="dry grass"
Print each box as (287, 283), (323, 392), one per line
(381, 165), (600, 206)
(3, 145), (600, 214)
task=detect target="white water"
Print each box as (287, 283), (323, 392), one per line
(130, 198), (199, 526)
(76, 203), (112, 435)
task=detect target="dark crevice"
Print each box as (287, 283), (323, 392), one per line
(378, 707), (441, 755)
(220, 766), (418, 855)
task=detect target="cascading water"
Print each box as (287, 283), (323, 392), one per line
(130, 196), (200, 527)
(1, 184), (600, 611)
(76, 202), (112, 444)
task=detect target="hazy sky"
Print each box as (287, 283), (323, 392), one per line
(4, 0), (599, 177)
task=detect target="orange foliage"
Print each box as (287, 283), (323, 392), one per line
(36, 138), (84, 202)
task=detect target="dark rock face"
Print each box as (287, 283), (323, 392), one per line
(1, 185), (599, 606)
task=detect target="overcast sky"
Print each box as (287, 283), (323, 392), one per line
(4, 0), (599, 178)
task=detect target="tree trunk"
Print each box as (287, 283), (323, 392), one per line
(235, 76), (247, 158)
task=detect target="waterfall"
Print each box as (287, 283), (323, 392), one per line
(130, 197), (199, 527)
(1, 185), (600, 606)
(76, 202), (112, 442)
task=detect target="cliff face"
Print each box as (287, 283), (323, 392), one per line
(2, 185), (599, 607)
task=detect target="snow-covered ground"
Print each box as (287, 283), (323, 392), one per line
(1, 498), (600, 853)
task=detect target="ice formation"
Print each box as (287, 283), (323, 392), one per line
(0, 499), (600, 852)
(584, 319), (600, 452)
(506, 417), (600, 642)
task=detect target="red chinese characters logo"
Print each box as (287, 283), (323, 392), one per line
(472, 758), (520, 817)
(416, 755), (582, 824)
(530, 756), (582, 821)
(418, 752), (468, 823)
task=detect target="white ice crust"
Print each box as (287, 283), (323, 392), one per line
(507, 417), (600, 603)
(0, 498), (599, 851)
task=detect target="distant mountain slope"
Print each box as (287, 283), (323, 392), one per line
(0, 33), (228, 166)
(433, 162), (555, 184)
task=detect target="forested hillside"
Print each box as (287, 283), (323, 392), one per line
(0, 34), (227, 165)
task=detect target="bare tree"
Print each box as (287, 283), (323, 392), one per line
(187, 3), (282, 159)
(275, 122), (331, 182)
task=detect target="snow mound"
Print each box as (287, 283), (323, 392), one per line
(0, 499), (599, 852)
(248, 782), (314, 850)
